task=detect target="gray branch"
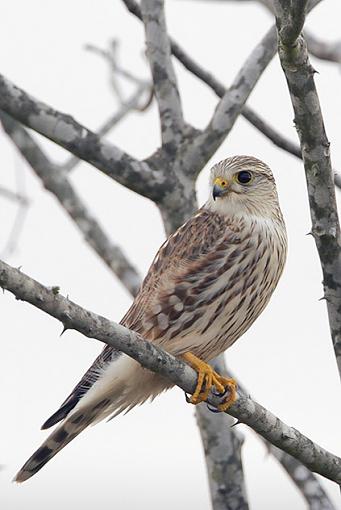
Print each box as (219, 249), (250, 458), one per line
(0, 186), (28, 205)
(234, 374), (337, 510)
(274, 0), (309, 46)
(270, 446), (336, 510)
(0, 162), (29, 259)
(184, 26), (277, 175)
(196, 356), (249, 510)
(275, 2), (341, 379)
(122, 0), (308, 165)
(0, 74), (167, 202)
(0, 112), (141, 297)
(1, 259), (341, 485)
(141, 0), (184, 149)
(304, 31), (341, 64)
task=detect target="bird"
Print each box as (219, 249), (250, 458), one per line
(15, 155), (287, 483)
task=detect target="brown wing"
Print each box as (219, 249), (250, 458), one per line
(120, 208), (243, 342)
(42, 208), (239, 428)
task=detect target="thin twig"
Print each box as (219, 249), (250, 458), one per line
(85, 40), (146, 87)
(0, 186), (28, 205)
(62, 83), (151, 173)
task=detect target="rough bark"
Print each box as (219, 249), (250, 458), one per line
(0, 74), (165, 202)
(141, 0), (184, 149)
(275, 0), (341, 379)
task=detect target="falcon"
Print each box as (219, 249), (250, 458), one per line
(15, 155), (287, 482)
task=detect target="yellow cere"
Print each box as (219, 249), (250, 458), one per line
(213, 176), (228, 188)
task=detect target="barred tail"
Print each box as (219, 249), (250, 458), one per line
(15, 355), (172, 483)
(14, 408), (92, 483)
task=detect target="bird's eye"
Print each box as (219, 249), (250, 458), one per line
(236, 171), (252, 184)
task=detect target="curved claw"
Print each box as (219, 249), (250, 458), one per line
(184, 392), (191, 403)
(212, 386), (229, 398)
(206, 403), (221, 413)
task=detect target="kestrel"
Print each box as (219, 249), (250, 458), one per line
(15, 155), (287, 482)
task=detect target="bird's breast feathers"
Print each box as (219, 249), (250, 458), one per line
(121, 208), (287, 360)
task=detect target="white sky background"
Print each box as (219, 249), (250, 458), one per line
(1, 1), (341, 509)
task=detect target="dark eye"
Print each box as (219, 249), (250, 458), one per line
(236, 171), (252, 184)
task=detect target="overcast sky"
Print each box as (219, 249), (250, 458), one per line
(1, 1), (341, 509)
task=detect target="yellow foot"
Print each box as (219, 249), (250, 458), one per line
(182, 352), (237, 411)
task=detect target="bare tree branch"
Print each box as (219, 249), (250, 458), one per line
(274, 0), (309, 46)
(275, 2), (341, 379)
(233, 371), (337, 510)
(0, 112), (141, 297)
(0, 156), (30, 259)
(184, 0), (341, 68)
(270, 446), (337, 510)
(62, 83), (152, 173)
(196, 356), (249, 510)
(170, 1), (341, 194)
(124, 0), (310, 167)
(182, 26), (277, 176)
(141, 0), (184, 149)
(85, 39), (146, 89)
(0, 186), (28, 205)
(1, 258), (341, 485)
(304, 31), (341, 64)
(62, 40), (153, 174)
(0, 74), (167, 202)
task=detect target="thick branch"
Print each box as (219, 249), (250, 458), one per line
(0, 74), (167, 202)
(1, 259), (341, 485)
(0, 112), (141, 297)
(141, 0), (184, 149)
(274, 1), (309, 46)
(276, 8), (341, 379)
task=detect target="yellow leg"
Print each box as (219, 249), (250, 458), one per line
(182, 352), (237, 411)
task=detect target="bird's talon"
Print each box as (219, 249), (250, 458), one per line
(182, 352), (237, 410)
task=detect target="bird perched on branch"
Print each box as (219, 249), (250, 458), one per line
(15, 155), (287, 482)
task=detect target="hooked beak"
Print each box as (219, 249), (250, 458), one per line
(213, 177), (230, 200)
(213, 183), (227, 201)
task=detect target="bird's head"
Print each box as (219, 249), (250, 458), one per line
(207, 155), (280, 219)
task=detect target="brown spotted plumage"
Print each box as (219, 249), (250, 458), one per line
(15, 155), (287, 482)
